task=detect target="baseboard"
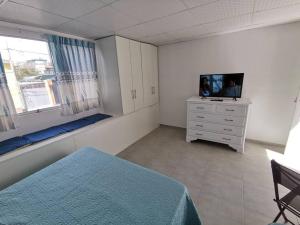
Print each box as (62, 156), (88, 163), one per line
(246, 138), (286, 148)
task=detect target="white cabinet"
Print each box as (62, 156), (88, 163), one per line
(141, 43), (159, 107)
(186, 96), (251, 153)
(129, 40), (144, 111)
(116, 37), (144, 114)
(96, 36), (158, 115)
(116, 36), (135, 114)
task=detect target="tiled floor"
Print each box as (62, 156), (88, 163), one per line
(118, 125), (299, 225)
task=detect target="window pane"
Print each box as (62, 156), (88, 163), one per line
(0, 36), (60, 113)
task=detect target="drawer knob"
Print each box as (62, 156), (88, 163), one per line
(225, 109), (235, 112)
(222, 137), (231, 141)
(224, 119), (234, 122)
(224, 128), (232, 131)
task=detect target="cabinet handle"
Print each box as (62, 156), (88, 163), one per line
(197, 116), (205, 119)
(197, 107), (205, 110)
(151, 86), (155, 95)
(196, 133), (203, 136)
(222, 137), (231, 141)
(196, 125), (203, 127)
(224, 128), (232, 131)
(224, 119), (233, 122)
(225, 109), (235, 112)
(134, 90), (137, 99)
(131, 90), (135, 99)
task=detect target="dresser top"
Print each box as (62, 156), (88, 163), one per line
(186, 96), (251, 105)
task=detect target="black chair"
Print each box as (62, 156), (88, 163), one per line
(271, 160), (300, 225)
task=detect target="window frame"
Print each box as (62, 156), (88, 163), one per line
(0, 24), (102, 143)
(0, 32), (61, 115)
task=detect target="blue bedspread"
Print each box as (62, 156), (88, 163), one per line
(0, 148), (202, 225)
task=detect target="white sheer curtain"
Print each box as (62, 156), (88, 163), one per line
(0, 53), (16, 132)
(47, 35), (102, 115)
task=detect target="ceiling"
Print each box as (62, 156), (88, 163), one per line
(0, 0), (300, 45)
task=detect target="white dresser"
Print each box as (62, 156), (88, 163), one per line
(186, 96), (251, 153)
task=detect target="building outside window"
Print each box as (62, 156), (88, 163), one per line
(0, 36), (60, 113)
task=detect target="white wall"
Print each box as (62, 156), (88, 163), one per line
(159, 22), (300, 145)
(0, 104), (159, 190)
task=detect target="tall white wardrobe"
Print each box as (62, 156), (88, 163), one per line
(96, 36), (159, 115)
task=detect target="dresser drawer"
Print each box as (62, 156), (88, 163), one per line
(189, 103), (214, 113)
(189, 112), (246, 126)
(188, 129), (243, 145)
(216, 133), (243, 145)
(216, 105), (247, 116)
(188, 121), (244, 136)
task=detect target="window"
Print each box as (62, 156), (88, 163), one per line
(0, 36), (60, 113)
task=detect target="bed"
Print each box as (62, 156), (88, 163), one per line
(0, 147), (202, 225)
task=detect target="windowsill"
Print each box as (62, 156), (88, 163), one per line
(17, 105), (61, 116)
(0, 114), (116, 163)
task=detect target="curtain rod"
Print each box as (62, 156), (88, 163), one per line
(0, 20), (96, 43)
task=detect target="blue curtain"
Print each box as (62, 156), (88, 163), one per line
(0, 53), (16, 132)
(47, 35), (102, 115)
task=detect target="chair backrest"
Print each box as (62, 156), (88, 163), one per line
(271, 160), (300, 195)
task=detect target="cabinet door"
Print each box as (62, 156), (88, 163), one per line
(151, 45), (159, 105)
(116, 36), (134, 114)
(129, 40), (144, 111)
(141, 43), (153, 107)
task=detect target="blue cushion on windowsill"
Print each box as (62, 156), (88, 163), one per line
(0, 113), (112, 156)
(59, 119), (94, 132)
(23, 126), (66, 144)
(83, 114), (112, 124)
(0, 137), (31, 155)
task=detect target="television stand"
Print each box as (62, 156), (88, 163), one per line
(186, 96), (251, 153)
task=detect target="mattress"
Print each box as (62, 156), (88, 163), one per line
(0, 147), (201, 225)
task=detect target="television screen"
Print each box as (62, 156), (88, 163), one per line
(199, 73), (244, 98)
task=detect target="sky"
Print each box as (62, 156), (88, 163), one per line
(0, 35), (51, 63)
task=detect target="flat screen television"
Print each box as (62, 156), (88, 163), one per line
(199, 73), (244, 98)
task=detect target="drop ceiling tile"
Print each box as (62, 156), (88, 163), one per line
(253, 4), (300, 25)
(118, 11), (197, 39)
(0, 1), (69, 28)
(142, 11), (199, 36)
(188, 0), (254, 25)
(181, 0), (218, 8)
(117, 24), (148, 39)
(167, 14), (252, 41)
(79, 5), (139, 31)
(10, 0), (107, 19)
(254, 0), (300, 12)
(55, 20), (113, 39)
(140, 33), (174, 45)
(111, 0), (186, 23)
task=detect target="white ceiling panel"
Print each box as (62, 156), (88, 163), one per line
(0, 0), (299, 45)
(253, 4), (300, 25)
(10, 0), (108, 19)
(118, 11), (197, 38)
(117, 24), (148, 39)
(181, 0), (218, 9)
(111, 0), (186, 23)
(55, 20), (113, 39)
(78, 5), (139, 31)
(189, 0), (254, 25)
(140, 33), (174, 45)
(254, 0), (300, 12)
(167, 14), (251, 41)
(0, 1), (69, 28)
